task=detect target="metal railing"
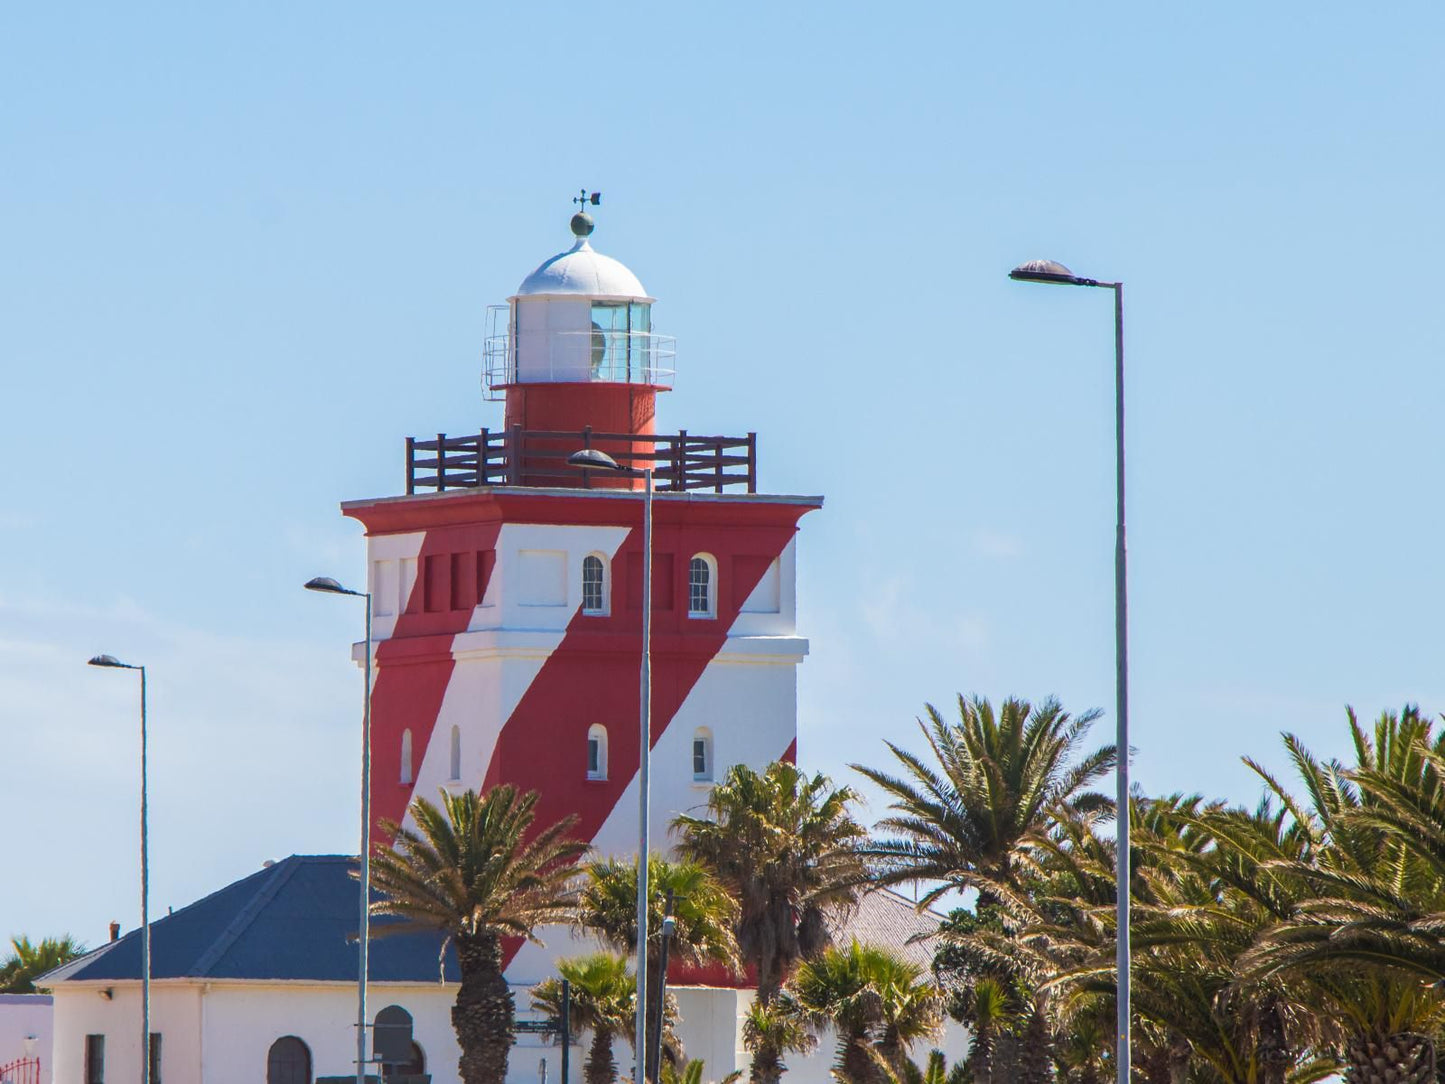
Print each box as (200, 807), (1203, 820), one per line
(0, 1057), (41, 1084)
(482, 329), (677, 398)
(406, 427), (756, 494)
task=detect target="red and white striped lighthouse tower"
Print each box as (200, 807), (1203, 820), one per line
(340, 203), (820, 979)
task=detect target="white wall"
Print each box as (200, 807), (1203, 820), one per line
(50, 983), (201, 1084)
(52, 980), (470, 1084)
(0, 994), (52, 1084)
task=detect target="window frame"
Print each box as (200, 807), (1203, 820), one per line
(448, 724), (462, 783)
(692, 728), (714, 782)
(581, 553), (609, 616)
(586, 724), (608, 781)
(85, 1034), (105, 1084)
(688, 554), (718, 619)
(266, 1035), (312, 1084)
(399, 728), (414, 786)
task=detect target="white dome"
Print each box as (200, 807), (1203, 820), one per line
(514, 239), (650, 300)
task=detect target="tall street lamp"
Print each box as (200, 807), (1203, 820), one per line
(1009, 259), (1131, 1084)
(87, 654), (150, 1084)
(305, 575), (375, 1084)
(566, 447), (653, 1083)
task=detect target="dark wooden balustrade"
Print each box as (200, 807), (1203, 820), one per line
(405, 427), (757, 494)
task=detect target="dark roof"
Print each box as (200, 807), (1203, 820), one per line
(43, 855), (459, 985)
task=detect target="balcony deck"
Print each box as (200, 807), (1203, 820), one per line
(405, 427), (757, 494)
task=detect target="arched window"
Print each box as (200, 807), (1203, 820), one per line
(449, 725), (461, 782)
(688, 555), (717, 619)
(399, 729), (413, 785)
(266, 1036), (311, 1084)
(582, 554), (608, 615)
(373, 1005), (424, 1079)
(692, 727), (713, 782)
(587, 724), (608, 781)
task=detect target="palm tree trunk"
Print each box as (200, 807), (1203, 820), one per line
(967, 1022), (993, 1084)
(1018, 1006), (1052, 1084)
(839, 1029), (877, 1084)
(1256, 995), (1290, 1084)
(586, 1027), (618, 1084)
(749, 1042), (784, 1084)
(452, 933), (515, 1084)
(1345, 1032), (1437, 1084)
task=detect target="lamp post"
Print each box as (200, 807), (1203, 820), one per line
(87, 653), (150, 1084)
(305, 575), (374, 1084)
(566, 447), (654, 1084)
(1009, 259), (1130, 1084)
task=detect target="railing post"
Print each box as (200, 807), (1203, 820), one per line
(437, 433), (447, 492)
(714, 436), (724, 493)
(480, 427), (490, 486)
(510, 424), (523, 486)
(675, 430), (687, 492)
(747, 432), (757, 494)
(406, 437), (416, 496)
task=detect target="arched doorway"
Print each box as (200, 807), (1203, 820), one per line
(266, 1036), (311, 1084)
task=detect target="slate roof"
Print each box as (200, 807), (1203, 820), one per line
(42, 855), (459, 985)
(828, 889), (943, 971)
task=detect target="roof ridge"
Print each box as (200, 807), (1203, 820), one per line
(191, 857), (304, 977)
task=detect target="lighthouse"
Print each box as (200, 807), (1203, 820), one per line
(340, 202), (821, 979)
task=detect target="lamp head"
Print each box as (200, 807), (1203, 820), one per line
(304, 576), (356, 596)
(88, 654), (136, 669)
(1009, 259), (1084, 285)
(567, 448), (624, 472)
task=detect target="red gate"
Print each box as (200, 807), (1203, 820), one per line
(0, 1056), (40, 1084)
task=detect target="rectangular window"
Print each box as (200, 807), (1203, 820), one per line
(689, 558), (713, 617)
(85, 1034), (104, 1084)
(693, 739), (708, 778)
(582, 556), (605, 614)
(150, 1033), (162, 1084)
(588, 738), (600, 775)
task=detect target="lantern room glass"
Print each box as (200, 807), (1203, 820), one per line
(590, 302), (651, 380)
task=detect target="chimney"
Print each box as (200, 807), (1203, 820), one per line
(109, 921), (120, 942)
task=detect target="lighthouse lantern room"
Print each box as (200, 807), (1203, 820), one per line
(342, 200), (820, 983)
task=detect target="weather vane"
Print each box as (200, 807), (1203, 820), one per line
(574, 188), (601, 210)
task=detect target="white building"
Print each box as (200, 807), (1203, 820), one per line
(40, 207), (969, 1083)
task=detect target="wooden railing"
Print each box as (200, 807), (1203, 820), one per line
(405, 427), (757, 494)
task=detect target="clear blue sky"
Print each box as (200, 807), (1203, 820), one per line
(4, 2), (1442, 944)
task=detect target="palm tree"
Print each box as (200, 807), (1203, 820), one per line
(370, 785), (587, 1084)
(577, 856), (740, 1068)
(0, 934), (85, 993)
(532, 954), (636, 1084)
(789, 941), (942, 1084)
(741, 997), (816, 1084)
(1238, 708), (1445, 1084)
(855, 695), (1112, 1081)
(673, 761), (867, 1002)
(851, 694), (1114, 905)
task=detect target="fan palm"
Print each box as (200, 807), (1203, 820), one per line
(789, 941), (942, 1084)
(673, 761), (867, 1001)
(577, 856), (740, 1069)
(369, 785), (587, 1084)
(742, 997), (817, 1084)
(532, 953), (636, 1084)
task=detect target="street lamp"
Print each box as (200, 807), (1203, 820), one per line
(1009, 259), (1131, 1084)
(566, 447), (654, 1083)
(305, 575), (374, 1084)
(87, 653), (150, 1084)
